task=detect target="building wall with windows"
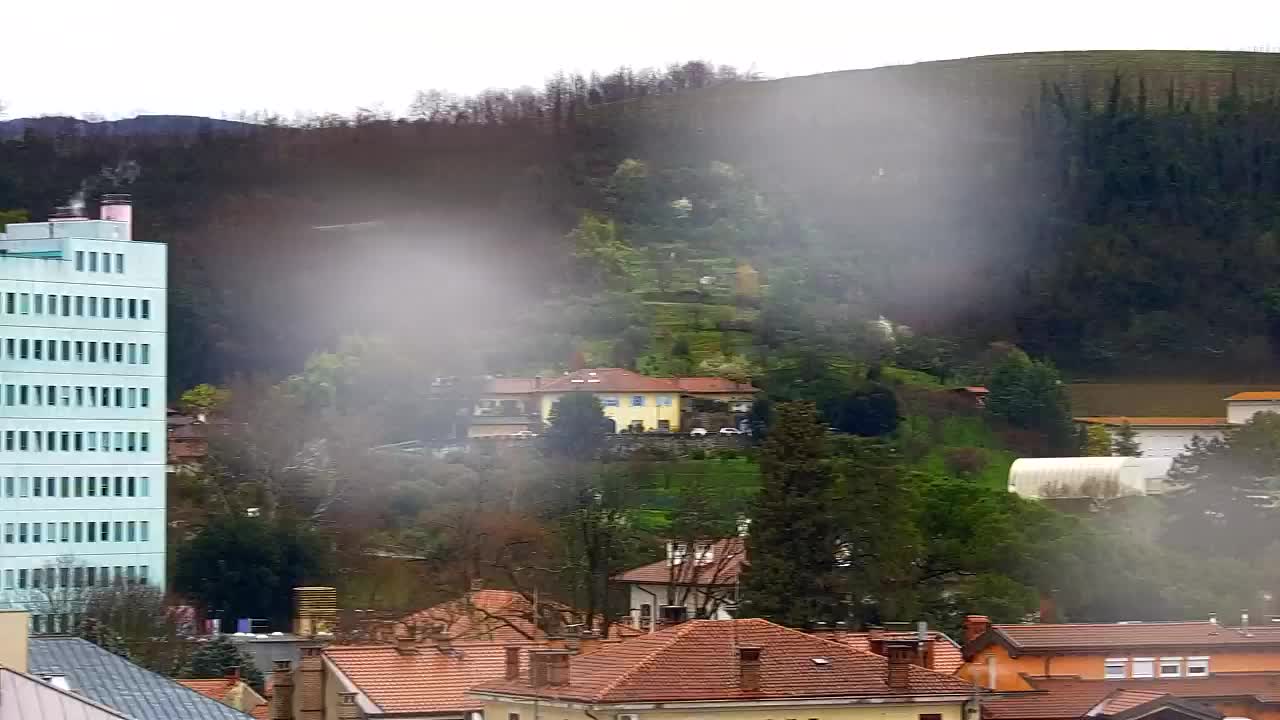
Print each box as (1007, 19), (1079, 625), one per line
(539, 391), (682, 433)
(0, 212), (166, 631)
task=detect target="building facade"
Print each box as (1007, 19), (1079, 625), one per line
(0, 199), (167, 631)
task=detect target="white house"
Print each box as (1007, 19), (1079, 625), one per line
(613, 536), (744, 629)
(1225, 391), (1280, 424)
(1073, 416), (1228, 458)
(0, 197), (167, 633)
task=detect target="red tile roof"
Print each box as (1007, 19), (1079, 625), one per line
(471, 618), (975, 704)
(1225, 391), (1280, 401)
(1090, 689), (1172, 715)
(399, 589), (642, 643)
(816, 630), (965, 674)
(326, 639), (543, 715)
(613, 538), (746, 586)
(675, 377), (759, 394)
(982, 675), (1280, 720)
(540, 368), (680, 393)
(176, 678), (236, 703)
(1074, 417), (1228, 427)
(978, 622), (1280, 654)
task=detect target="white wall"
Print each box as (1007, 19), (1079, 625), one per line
(626, 582), (736, 627)
(1227, 400), (1280, 425)
(1130, 427), (1223, 458)
(0, 221), (166, 622)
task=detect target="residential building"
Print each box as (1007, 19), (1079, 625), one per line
(0, 197), (167, 628)
(178, 669), (270, 719)
(1225, 391), (1280, 424)
(980, 675), (1280, 720)
(470, 368), (759, 437)
(1007, 457), (1173, 500)
(958, 615), (1280, 692)
(1072, 417), (1228, 458)
(614, 537), (746, 627)
(811, 626), (966, 675)
(13, 629), (252, 719)
(469, 618), (979, 720)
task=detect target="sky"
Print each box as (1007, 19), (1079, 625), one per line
(4, 0), (1280, 119)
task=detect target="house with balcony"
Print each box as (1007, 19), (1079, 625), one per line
(614, 537), (746, 627)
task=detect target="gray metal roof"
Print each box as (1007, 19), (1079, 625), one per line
(27, 637), (252, 720)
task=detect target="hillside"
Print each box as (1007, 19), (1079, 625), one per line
(0, 114), (256, 140)
(4, 51), (1280, 389)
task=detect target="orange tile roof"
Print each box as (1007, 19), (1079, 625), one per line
(1074, 417), (1228, 427)
(1226, 391), (1280, 401)
(326, 639), (543, 715)
(1090, 689), (1172, 714)
(674, 377), (759, 394)
(976, 621), (1280, 655)
(176, 679), (236, 703)
(613, 537), (746, 586)
(399, 589), (639, 643)
(983, 674), (1280, 719)
(815, 630), (965, 674)
(471, 618), (975, 704)
(540, 368), (680, 393)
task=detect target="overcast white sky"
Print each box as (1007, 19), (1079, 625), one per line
(4, 0), (1279, 119)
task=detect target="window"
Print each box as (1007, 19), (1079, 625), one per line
(139, 477), (150, 497)
(18, 293), (29, 314)
(140, 521), (149, 542)
(74, 522), (83, 542)
(33, 294), (42, 314)
(1160, 658), (1183, 677)
(1105, 658), (1127, 679)
(32, 523), (41, 543)
(61, 295), (70, 316)
(141, 388), (150, 407)
(89, 252), (98, 271)
(59, 567), (68, 588)
(116, 253), (124, 273)
(18, 569), (27, 589)
(127, 344), (137, 364)
(102, 253), (111, 272)
(88, 342), (97, 363)
(658, 419), (671, 431)
(115, 387), (124, 407)
(113, 522), (122, 542)
(114, 342), (123, 362)
(919, 715), (944, 720)
(74, 432), (83, 451)
(86, 567), (96, 586)
(89, 296), (98, 317)
(127, 522), (136, 542)
(114, 476), (123, 497)
(1187, 657), (1210, 677)
(60, 476), (69, 497)
(100, 477), (109, 496)
(76, 250), (85, 270)
(73, 567), (83, 588)
(114, 298), (123, 318)
(3, 292), (11, 313)
(75, 477), (83, 497)
(1131, 658), (1155, 679)
(631, 395), (645, 407)
(509, 714), (520, 720)
(139, 565), (149, 585)
(33, 339), (41, 360)
(3, 524), (11, 543)
(2, 570), (11, 589)
(656, 395), (673, 406)
(4, 339), (11, 359)
(128, 476), (136, 496)
(18, 338), (26, 359)
(128, 299), (137, 319)
(141, 299), (150, 319)
(32, 477), (41, 497)
(141, 344), (150, 364)
(140, 433), (150, 452)
(601, 396), (619, 407)
(2, 385), (10, 406)
(2, 476), (9, 496)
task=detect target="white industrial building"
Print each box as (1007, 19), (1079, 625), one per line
(1008, 456), (1174, 500)
(0, 197), (166, 633)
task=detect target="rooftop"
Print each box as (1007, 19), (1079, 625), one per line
(1225, 391), (1280, 401)
(27, 637), (253, 720)
(982, 674), (1280, 719)
(1073, 417), (1229, 427)
(0, 666), (130, 720)
(471, 618), (975, 704)
(971, 621), (1280, 655)
(613, 537), (746, 586)
(484, 369), (760, 396)
(813, 630), (965, 674)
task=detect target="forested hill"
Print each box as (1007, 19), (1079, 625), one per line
(5, 50), (1280, 392)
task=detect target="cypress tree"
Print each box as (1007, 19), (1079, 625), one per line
(740, 402), (838, 628)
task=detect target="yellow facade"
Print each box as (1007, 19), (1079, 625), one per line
(541, 391), (682, 433)
(483, 698), (966, 720)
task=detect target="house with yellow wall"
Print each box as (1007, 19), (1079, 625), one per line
(538, 368), (684, 433)
(470, 618), (979, 720)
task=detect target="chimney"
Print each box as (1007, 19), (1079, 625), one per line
(337, 692), (363, 720)
(269, 660), (294, 720)
(298, 645), (325, 720)
(1242, 610), (1251, 636)
(396, 626), (419, 655)
(547, 651), (572, 687)
(738, 646), (762, 692)
(530, 651), (551, 688)
(505, 646), (521, 680)
(963, 615), (991, 643)
(100, 194), (132, 240)
(1039, 593), (1058, 623)
(576, 630), (603, 656)
(0, 610), (30, 673)
(885, 640), (914, 690)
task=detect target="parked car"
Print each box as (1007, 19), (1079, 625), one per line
(718, 427), (743, 435)
(689, 427), (708, 436)
(512, 430), (538, 438)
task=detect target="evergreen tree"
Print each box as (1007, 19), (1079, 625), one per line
(545, 393), (610, 458)
(180, 636), (266, 692)
(1111, 421), (1142, 456)
(1084, 425), (1113, 456)
(740, 402), (838, 627)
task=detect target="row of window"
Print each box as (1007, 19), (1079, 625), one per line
(599, 394), (674, 408)
(3, 564), (151, 591)
(74, 250), (127, 274)
(3, 519), (152, 544)
(4, 291), (149, 319)
(1104, 656), (1210, 679)
(3, 338), (152, 364)
(3, 475), (152, 499)
(2, 430), (152, 453)
(3, 384), (152, 409)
